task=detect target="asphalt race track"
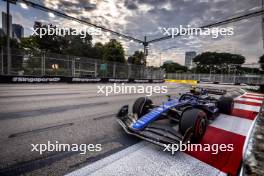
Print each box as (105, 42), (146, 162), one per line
(0, 83), (262, 176)
(0, 83), (192, 176)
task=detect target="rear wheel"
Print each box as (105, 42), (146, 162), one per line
(218, 96), (234, 115)
(180, 108), (207, 142)
(132, 97), (153, 118)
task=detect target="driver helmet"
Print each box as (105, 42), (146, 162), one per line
(190, 85), (196, 94)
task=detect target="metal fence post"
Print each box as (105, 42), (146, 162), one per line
(67, 55), (70, 76)
(72, 57), (75, 77)
(41, 52), (45, 76)
(142, 66), (145, 79)
(95, 61), (97, 78)
(44, 52), (46, 75)
(113, 63), (116, 78)
(128, 64), (131, 78)
(41, 53), (43, 76)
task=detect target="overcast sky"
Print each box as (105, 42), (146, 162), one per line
(0, 0), (263, 66)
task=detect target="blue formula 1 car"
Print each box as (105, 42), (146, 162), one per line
(117, 87), (234, 147)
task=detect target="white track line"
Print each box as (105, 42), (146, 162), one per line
(245, 93), (264, 97)
(67, 141), (226, 176)
(242, 94), (264, 99)
(234, 103), (260, 112)
(210, 114), (252, 136)
(235, 97), (263, 103)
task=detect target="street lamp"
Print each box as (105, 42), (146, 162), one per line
(48, 12), (55, 18)
(19, 2), (28, 9)
(159, 52), (162, 67)
(52, 64), (59, 75)
(51, 64), (59, 70)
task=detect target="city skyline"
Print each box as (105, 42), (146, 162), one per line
(1, 12), (24, 40)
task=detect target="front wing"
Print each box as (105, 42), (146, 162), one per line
(117, 105), (193, 147)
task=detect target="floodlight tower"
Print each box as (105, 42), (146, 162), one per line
(6, 0), (11, 75)
(4, 0), (17, 75)
(142, 36), (149, 66)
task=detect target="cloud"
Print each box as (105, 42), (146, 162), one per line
(1, 0), (263, 66)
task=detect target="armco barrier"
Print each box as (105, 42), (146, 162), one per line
(0, 75), (164, 83)
(165, 79), (197, 84)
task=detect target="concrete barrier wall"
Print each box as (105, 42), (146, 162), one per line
(0, 75), (165, 83)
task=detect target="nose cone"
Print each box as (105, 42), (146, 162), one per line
(132, 121), (145, 131)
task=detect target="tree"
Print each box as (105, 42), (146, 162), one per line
(193, 52), (245, 74)
(92, 42), (104, 59)
(259, 54), (264, 70)
(0, 35), (24, 72)
(128, 51), (145, 65)
(7, 21), (130, 73)
(161, 62), (187, 73)
(32, 22), (64, 53)
(20, 37), (40, 54)
(103, 39), (125, 63)
(0, 36), (20, 49)
(62, 33), (93, 57)
(21, 22), (94, 57)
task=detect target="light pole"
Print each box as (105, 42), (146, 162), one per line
(6, 0), (11, 75)
(159, 52), (162, 67)
(143, 36), (148, 66)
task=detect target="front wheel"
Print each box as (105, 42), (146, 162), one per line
(180, 108), (208, 142)
(132, 97), (153, 118)
(218, 96), (234, 115)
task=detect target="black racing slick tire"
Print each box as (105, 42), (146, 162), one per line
(218, 96), (234, 115)
(132, 97), (153, 118)
(180, 108), (207, 142)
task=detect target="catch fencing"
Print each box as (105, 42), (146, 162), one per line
(0, 49), (165, 79)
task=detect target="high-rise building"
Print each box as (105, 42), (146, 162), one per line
(2, 12), (12, 38)
(185, 51), (197, 69)
(12, 24), (24, 39)
(0, 28), (4, 37)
